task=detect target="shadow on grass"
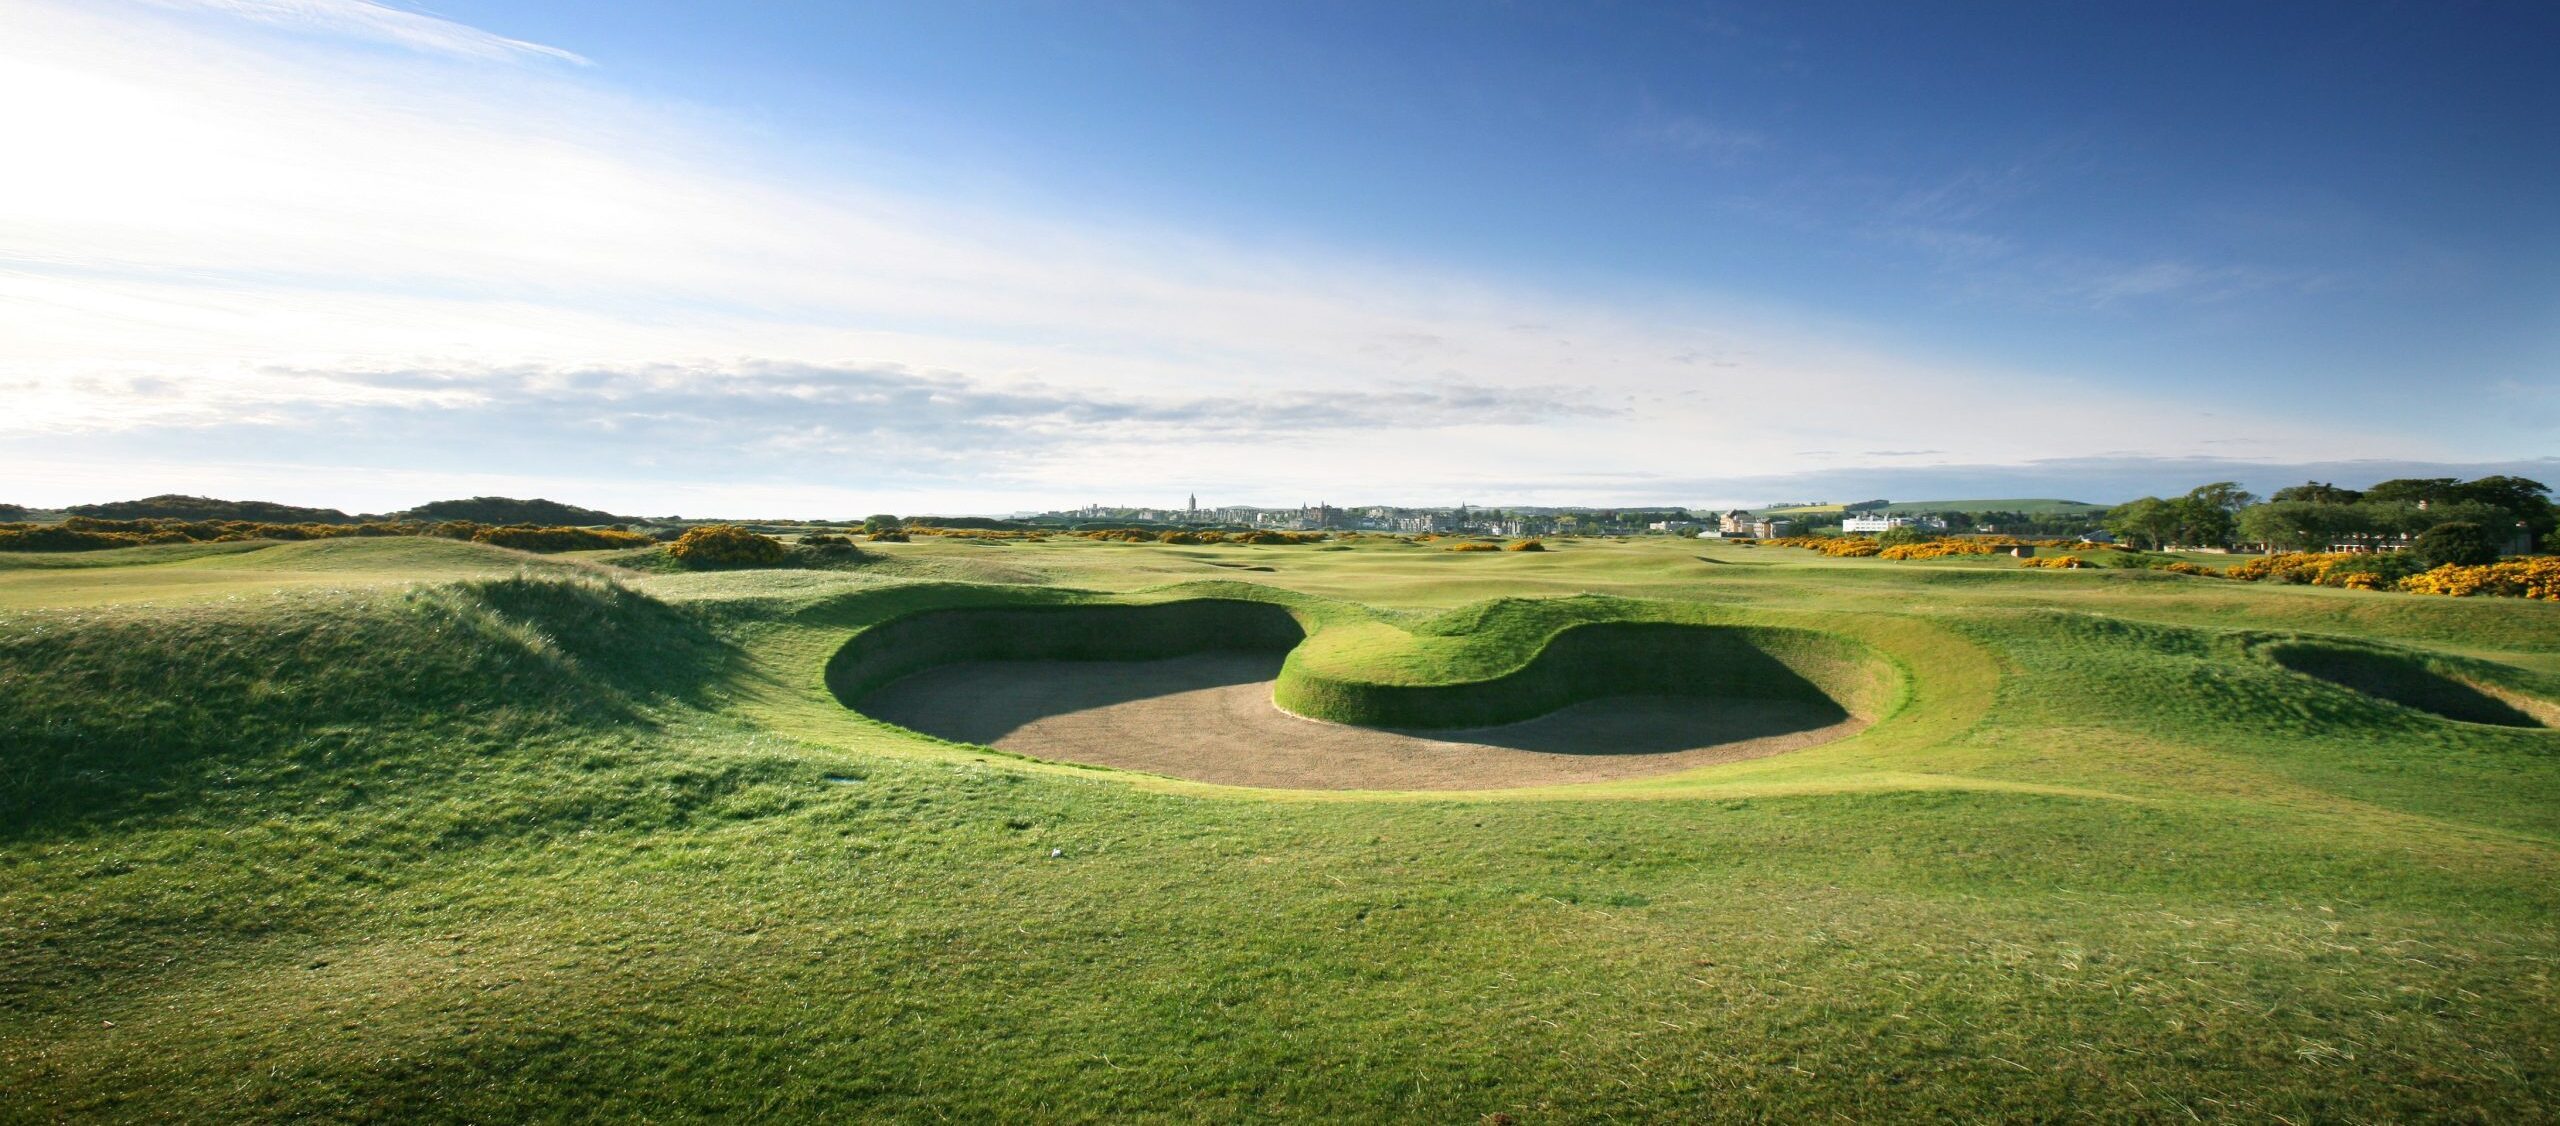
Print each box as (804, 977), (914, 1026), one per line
(2260, 641), (2547, 728)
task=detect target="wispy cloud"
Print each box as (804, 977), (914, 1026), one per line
(9, 361), (1626, 510)
(1885, 150), (2072, 226)
(141, 0), (589, 65)
(1805, 142), (2336, 311)
(292, 360), (1615, 445)
(1619, 115), (1765, 162)
(0, 0), (2456, 513)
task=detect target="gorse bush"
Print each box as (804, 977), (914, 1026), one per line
(2020, 555), (2087, 569)
(2228, 553), (2345, 584)
(2216, 550), (2560, 597)
(2227, 552), (2422, 591)
(666, 524), (787, 569)
(1445, 542), (1502, 552)
(792, 537), (866, 567)
(1507, 539), (1547, 552)
(1879, 540), (1997, 561)
(1773, 536), (1882, 557)
(1770, 534), (2129, 563)
(2398, 556), (2560, 599)
(0, 526), (144, 552)
(469, 525), (653, 552)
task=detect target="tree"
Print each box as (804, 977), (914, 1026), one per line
(2364, 478), (2464, 506)
(2270, 481), (2363, 504)
(2170, 497), (2235, 548)
(2411, 521), (2501, 569)
(2104, 497), (2178, 550)
(2362, 476), (2551, 545)
(2237, 501), (2354, 553)
(1875, 526), (1928, 547)
(2456, 476), (2555, 543)
(861, 514), (903, 534)
(2183, 481), (2259, 513)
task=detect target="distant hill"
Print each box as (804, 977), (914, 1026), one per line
(65, 494), (357, 524)
(0, 504), (24, 521)
(398, 497), (628, 526)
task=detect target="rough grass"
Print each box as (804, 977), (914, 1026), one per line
(4, 536), (2558, 1121)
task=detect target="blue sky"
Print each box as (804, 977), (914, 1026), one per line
(2, 1), (2552, 514)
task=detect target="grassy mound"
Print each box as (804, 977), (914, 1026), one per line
(0, 574), (732, 833)
(2256, 639), (2552, 728)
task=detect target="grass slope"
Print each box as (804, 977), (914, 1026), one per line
(3, 535), (2557, 1120)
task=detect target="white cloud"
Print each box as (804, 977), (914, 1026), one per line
(0, 0), (2449, 513)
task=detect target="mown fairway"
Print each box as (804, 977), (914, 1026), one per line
(4, 534), (2557, 1121)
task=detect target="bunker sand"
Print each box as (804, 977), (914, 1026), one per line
(860, 651), (1865, 790)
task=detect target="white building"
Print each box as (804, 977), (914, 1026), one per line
(1842, 514), (1946, 534)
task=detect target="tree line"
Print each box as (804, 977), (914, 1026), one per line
(2104, 476), (2553, 562)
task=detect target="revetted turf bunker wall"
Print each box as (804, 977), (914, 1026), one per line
(829, 598), (1902, 736)
(1276, 621), (1899, 730)
(2257, 640), (2550, 728)
(826, 600), (1306, 707)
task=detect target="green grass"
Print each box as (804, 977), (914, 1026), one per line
(4, 535), (2558, 1121)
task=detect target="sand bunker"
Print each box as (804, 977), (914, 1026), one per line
(858, 651), (1865, 790)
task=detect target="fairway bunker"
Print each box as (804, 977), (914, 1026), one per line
(829, 600), (1890, 790)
